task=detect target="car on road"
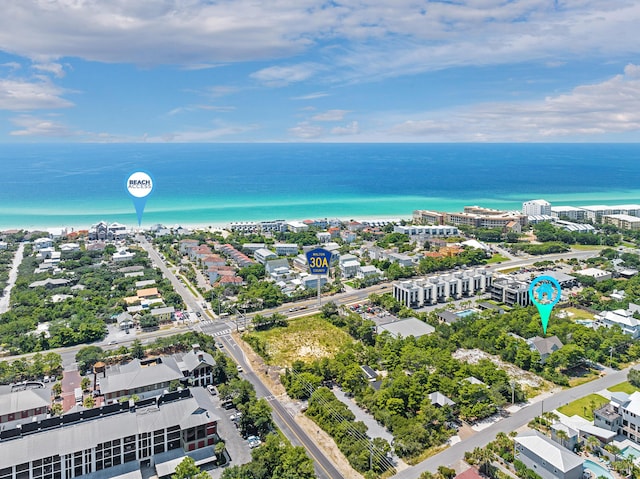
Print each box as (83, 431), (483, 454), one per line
(236, 365), (244, 373)
(206, 385), (217, 396)
(196, 311), (202, 317)
(108, 340), (117, 345)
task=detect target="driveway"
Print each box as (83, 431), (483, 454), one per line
(61, 370), (82, 411)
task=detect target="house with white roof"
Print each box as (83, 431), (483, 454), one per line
(112, 249), (135, 262)
(274, 243), (299, 256)
(339, 254), (360, 278)
(357, 265), (382, 280)
(595, 305), (640, 338)
(515, 431), (583, 479)
(33, 237), (53, 250)
(253, 248), (277, 264)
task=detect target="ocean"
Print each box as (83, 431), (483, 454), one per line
(1, 143), (640, 230)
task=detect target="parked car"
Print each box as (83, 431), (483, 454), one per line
(206, 385), (217, 396)
(247, 436), (261, 448)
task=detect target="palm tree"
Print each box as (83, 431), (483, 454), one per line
(586, 435), (600, 454)
(555, 429), (569, 449)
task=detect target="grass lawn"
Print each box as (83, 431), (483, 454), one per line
(497, 267), (520, 274)
(558, 307), (595, 321)
(571, 244), (606, 251)
(608, 381), (640, 394)
(487, 254), (509, 264)
(245, 315), (354, 367)
(557, 393), (609, 421)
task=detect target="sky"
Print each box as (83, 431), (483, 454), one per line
(1, 0), (640, 143)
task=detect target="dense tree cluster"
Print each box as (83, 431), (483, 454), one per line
(0, 351), (62, 384)
(221, 434), (315, 479)
(0, 243), (184, 353)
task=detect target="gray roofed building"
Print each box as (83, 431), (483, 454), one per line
(100, 358), (184, 402)
(28, 278), (71, 289)
(515, 431), (583, 479)
(527, 335), (564, 364)
(0, 388), (220, 479)
(437, 310), (460, 324)
(0, 387), (50, 424)
(377, 317), (435, 338)
(265, 258), (290, 274)
(428, 391), (456, 408)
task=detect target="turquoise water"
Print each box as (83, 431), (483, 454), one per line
(2, 143), (640, 229)
(621, 445), (640, 460)
(584, 459), (614, 479)
(455, 309), (480, 318)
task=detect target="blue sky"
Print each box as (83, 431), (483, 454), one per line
(1, 1), (640, 143)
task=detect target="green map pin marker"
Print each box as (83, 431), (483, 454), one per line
(529, 275), (561, 335)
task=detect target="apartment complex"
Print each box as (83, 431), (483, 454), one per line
(522, 199), (551, 217)
(393, 268), (493, 307)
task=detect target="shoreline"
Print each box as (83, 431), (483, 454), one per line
(0, 214), (414, 234)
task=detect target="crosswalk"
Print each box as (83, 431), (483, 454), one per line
(211, 328), (231, 337)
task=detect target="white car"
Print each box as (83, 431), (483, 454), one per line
(206, 385), (217, 396)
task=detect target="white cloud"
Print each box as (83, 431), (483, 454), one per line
(9, 114), (75, 136)
(250, 63), (322, 87)
(166, 104), (236, 116)
(331, 121), (359, 136)
(1, 62), (21, 71)
(312, 109), (349, 121)
(0, 1), (638, 83)
(292, 92), (329, 100)
(288, 121), (324, 139)
(32, 62), (65, 78)
(0, 78), (73, 110)
(387, 64), (640, 141)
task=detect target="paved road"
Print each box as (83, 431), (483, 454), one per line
(218, 334), (344, 479)
(136, 235), (208, 318)
(0, 242), (24, 314)
(393, 364), (637, 478)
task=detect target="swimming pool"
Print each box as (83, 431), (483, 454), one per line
(455, 308), (480, 318)
(621, 445), (640, 460)
(583, 459), (614, 479)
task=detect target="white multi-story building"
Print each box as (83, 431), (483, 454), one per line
(522, 199), (551, 216)
(393, 268), (492, 307)
(603, 214), (640, 231)
(253, 248), (277, 264)
(393, 225), (459, 237)
(339, 254), (360, 279)
(515, 431), (583, 479)
(595, 304), (640, 339)
(274, 243), (299, 256)
(551, 206), (586, 221)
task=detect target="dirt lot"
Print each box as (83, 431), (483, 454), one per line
(452, 348), (554, 394)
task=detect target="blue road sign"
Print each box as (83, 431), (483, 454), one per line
(306, 248), (332, 275)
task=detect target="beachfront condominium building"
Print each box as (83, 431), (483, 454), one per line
(550, 206), (586, 221)
(412, 210), (446, 225)
(445, 207), (527, 232)
(603, 214), (640, 231)
(0, 388), (220, 479)
(393, 268), (493, 307)
(522, 199), (551, 217)
(393, 225), (460, 237)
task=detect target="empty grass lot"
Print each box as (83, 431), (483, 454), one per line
(608, 382), (640, 394)
(557, 393), (609, 421)
(246, 315), (354, 367)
